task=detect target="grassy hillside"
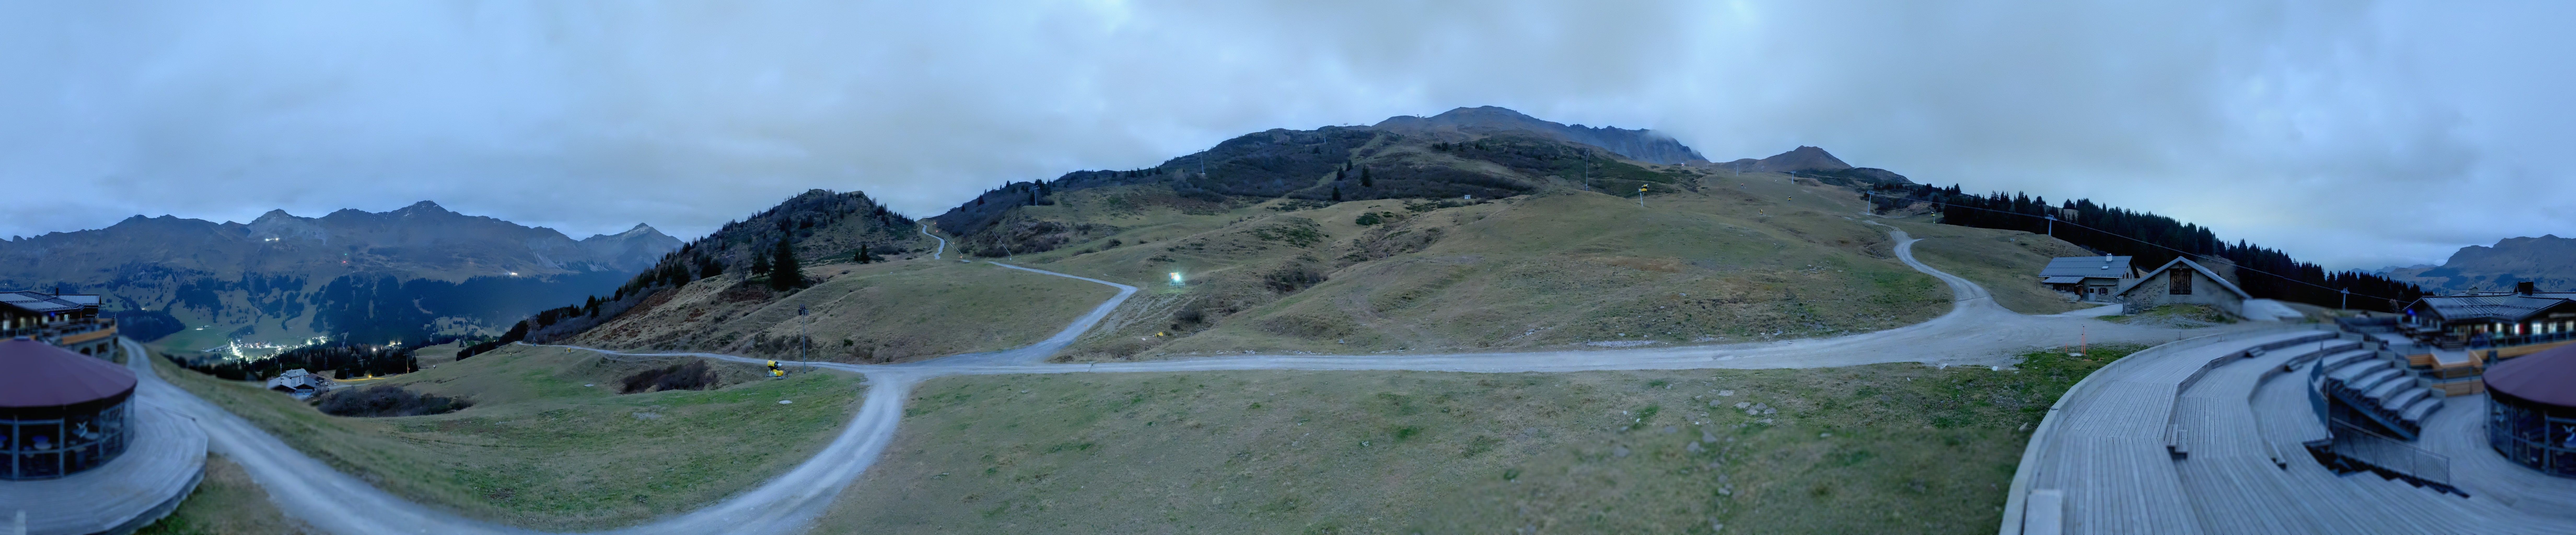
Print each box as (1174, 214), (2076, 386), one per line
(1890, 218), (2097, 315)
(573, 259), (1113, 362)
(137, 454), (319, 535)
(940, 166), (1957, 360)
(811, 345), (2143, 534)
(150, 345), (865, 530)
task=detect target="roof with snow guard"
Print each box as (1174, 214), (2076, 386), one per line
(0, 292), (91, 315)
(2410, 294), (2575, 323)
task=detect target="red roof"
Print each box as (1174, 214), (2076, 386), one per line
(0, 338), (137, 407)
(2490, 343), (2576, 408)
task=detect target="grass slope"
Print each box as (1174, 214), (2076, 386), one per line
(136, 454), (319, 535)
(574, 259), (1112, 362)
(149, 345), (865, 530)
(974, 169), (1956, 360)
(1890, 218), (2097, 315)
(812, 344), (2142, 534)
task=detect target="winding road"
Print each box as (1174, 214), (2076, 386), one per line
(126, 225), (2258, 535)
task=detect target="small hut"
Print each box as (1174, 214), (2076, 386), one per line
(0, 338), (137, 480)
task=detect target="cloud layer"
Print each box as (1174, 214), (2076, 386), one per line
(3, 1), (2567, 268)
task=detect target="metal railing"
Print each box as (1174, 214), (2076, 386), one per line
(2329, 421), (2452, 487)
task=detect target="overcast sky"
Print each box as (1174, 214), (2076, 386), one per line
(3, 1), (2568, 269)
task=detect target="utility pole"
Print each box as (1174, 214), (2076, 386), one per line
(2341, 288), (2350, 311)
(2045, 214), (2056, 237)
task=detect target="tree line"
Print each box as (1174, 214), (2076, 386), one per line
(166, 341), (419, 381)
(1873, 183), (2425, 312)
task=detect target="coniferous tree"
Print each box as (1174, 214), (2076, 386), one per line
(1360, 167), (1374, 188)
(768, 239), (801, 290)
(1330, 187), (1342, 202)
(856, 244), (873, 264)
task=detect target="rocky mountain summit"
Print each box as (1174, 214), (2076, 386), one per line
(1720, 146), (1913, 188)
(1370, 106), (1709, 164)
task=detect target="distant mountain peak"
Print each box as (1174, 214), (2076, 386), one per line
(2383, 234), (2576, 293)
(1371, 106), (1709, 165)
(1722, 146), (1852, 173)
(394, 200), (451, 214)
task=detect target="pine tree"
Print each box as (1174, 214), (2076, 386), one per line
(1360, 167), (1374, 188)
(856, 244), (873, 264)
(769, 239), (801, 290)
(1330, 187), (1343, 202)
(750, 249), (771, 280)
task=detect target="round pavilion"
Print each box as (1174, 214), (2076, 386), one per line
(2487, 343), (2576, 478)
(0, 338), (136, 480)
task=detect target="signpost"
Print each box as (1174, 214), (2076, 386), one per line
(1638, 185), (1648, 208)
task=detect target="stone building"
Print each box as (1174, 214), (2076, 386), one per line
(2113, 257), (2251, 318)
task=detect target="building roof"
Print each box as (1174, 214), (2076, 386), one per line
(2409, 294), (2574, 323)
(0, 292), (88, 315)
(2488, 343), (2576, 407)
(2115, 257), (2252, 299)
(2041, 276), (2087, 284)
(0, 338), (137, 408)
(2040, 256), (2133, 279)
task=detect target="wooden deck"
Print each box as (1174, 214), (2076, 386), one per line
(2009, 325), (2576, 534)
(0, 406), (206, 535)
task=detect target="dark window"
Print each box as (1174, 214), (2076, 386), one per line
(2170, 269), (2193, 295)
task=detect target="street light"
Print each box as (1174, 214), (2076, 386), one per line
(1168, 272), (1185, 286)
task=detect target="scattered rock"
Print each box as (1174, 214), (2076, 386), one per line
(1718, 390), (1735, 397)
(1734, 402), (1752, 409)
(1612, 445), (1631, 458)
(1687, 441), (1706, 453)
(1702, 431), (1719, 443)
(778, 400), (794, 405)
(1662, 426), (1679, 434)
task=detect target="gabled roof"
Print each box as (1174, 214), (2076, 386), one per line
(2040, 256), (2132, 279)
(2115, 257), (2252, 299)
(2410, 294), (2574, 323)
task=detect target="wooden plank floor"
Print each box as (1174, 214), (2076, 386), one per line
(2008, 327), (2576, 535)
(2139, 333), (2576, 534)
(0, 406), (206, 535)
(2020, 329), (2334, 534)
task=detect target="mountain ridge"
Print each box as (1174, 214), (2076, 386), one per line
(2381, 234), (2576, 293)
(0, 201), (679, 347)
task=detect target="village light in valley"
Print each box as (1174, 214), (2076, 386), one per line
(1169, 272), (1184, 286)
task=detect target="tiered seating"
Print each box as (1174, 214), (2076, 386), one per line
(2317, 349), (2445, 439)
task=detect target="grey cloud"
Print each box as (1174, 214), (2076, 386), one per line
(2, 1), (2568, 269)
